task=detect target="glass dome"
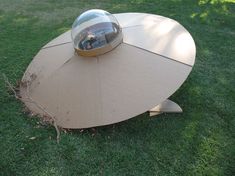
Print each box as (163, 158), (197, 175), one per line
(71, 9), (123, 57)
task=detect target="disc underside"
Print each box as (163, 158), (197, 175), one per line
(20, 13), (195, 128)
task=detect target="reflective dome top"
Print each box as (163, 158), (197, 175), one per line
(71, 9), (123, 57)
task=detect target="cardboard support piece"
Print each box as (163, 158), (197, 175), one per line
(149, 99), (182, 117)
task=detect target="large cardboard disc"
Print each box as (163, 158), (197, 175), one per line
(20, 13), (196, 128)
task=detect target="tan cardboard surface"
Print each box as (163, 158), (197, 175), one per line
(21, 43), (192, 128)
(20, 13), (195, 128)
(122, 22), (195, 66)
(114, 13), (165, 28)
(22, 42), (74, 91)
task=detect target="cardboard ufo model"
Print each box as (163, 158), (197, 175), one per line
(20, 9), (196, 129)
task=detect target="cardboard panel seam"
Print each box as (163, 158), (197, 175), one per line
(123, 42), (193, 67)
(42, 41), (72, 50)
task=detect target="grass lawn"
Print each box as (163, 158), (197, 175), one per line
(0, 0), (235, 175)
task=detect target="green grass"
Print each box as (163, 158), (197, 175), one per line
(0, 0), (235, 175)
